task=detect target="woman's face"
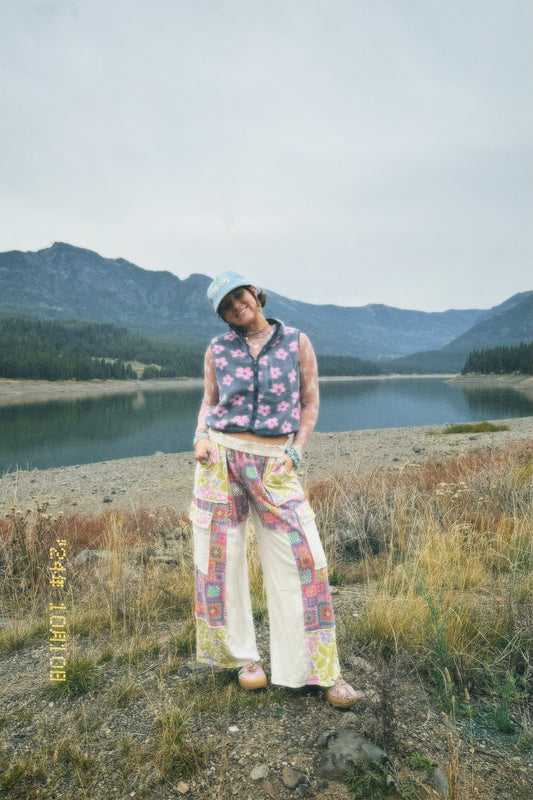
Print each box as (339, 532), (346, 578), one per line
(218, 286), (260, 326)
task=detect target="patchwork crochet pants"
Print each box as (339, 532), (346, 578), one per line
(190, 430), (340, 688)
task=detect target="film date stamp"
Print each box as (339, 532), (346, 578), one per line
(49, 538), (67, 681)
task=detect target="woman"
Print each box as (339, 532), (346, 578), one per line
(191, 270), (358, 707)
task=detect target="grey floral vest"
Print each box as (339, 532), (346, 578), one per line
(205, 320), (301, 436)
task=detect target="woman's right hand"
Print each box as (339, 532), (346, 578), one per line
(194, 438), (212, 465)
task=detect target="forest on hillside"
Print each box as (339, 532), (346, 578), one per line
(462, 341), (533, 375)
(0, 315), (204, 381)
(0, 314), (384, 381)
(316, 354), (382, 376)
(1, 314), (531, 382)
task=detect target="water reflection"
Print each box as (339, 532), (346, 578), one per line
(318, 379), (533, 432)
(0, 386), (203, 471)
(461, 387), (533, 417)
(0, 379), (531, 472)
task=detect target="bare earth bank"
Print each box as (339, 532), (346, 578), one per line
(1, 417), (531, 516)
(1, 373), (531, 408)
(0, 374), (459, 407)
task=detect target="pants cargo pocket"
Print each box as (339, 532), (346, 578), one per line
(263, 461), (306, 506)
(295, 500), (327, 570)
(189, 504), (212, 574)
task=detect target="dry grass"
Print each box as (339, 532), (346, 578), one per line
(310, 441), (533, 699)
(0, 439), (531, 798)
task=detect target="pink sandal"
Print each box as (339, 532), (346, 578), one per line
(237, 661), (268, 690)
(325, 677), (360, 708)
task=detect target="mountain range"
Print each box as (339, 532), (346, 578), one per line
(0, 242), (531, 369)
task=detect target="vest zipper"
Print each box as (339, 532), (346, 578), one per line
(241, 321), (281, 432)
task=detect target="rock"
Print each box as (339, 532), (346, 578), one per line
(318, 730), (388, 779)
(72, 548), (112, 564)
(262, 779), (276, 798)
(350, 656), (376, 674)
(281, 766), (305, 789)
(176, 781), (189, 794)
(317, 730), (335, 748)
(185, 661), (210, 674)
(361, 689), (381, 705)
(250, 764), (269, 780)
(123, 566), (141, 580)
(338, 712), (358, 727)
(432, 767), (448, 797)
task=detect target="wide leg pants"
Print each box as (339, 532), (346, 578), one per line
(189, 431), (340, 688)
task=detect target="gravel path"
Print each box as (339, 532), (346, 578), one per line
(1, 416), (531, 516)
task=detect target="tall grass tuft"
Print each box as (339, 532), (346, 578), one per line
(313, 441), (533, 699)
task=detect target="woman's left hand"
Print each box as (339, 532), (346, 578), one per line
(279, 453), (294, 474)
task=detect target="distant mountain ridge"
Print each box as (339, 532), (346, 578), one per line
(382, 292), (533, 373)
(0, 242), (531, 364)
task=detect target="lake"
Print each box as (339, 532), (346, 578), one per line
(1, 377), (532, 473)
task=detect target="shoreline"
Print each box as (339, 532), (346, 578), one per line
(0, 376), (203, 407)
(1, 373), (531, 407)
(1, 416), (531, 516)
(0, 373), (481, 407)
(449, 373), (533, 396)
(0, 374), (456, 408)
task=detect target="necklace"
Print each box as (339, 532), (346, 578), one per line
(244, 322), (270, 338)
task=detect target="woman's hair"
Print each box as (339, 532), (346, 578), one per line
(256, 289), (267, 308)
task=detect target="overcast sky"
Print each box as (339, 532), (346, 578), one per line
(1, 0), (531, 312)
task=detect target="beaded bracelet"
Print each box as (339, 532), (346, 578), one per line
(193, 431), (209, 446)
(285, 445), (302, 470)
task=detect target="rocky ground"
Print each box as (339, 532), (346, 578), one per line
(1, 413), (532, 799)
(1, 580), (532, 800)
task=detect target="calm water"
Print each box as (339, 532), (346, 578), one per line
(1, 378), (532, 472)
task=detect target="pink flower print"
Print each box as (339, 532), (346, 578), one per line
(291, 407), (300, 420)
(224, 331), (238, 340)
(288, 369), (297, 382)
(213, 407), (228, 418)
(215, 418), (228, 429)
(212, 344), (225, 354)
(215, 357), (228, 369)
(258, 404), (271, 417)
(275, 348), (288, 360)
(259, 355), (268, 366)
(235, 366), (253, 380)
(231, 349), (247, 358)
(265, 418), (279, 429)
(258, 394), (264, 401)
(230, 394), (245, 406)
(248, 403), (253, 410)
(277, 401), (289, 412)
(289, 340), (298, 352)
(270, 366), (282, 379)
(272, 383), (286, 396)
(222, 374), (233, 386)
(233, 415), (250, 426)
(291, 392), (299, 401)
(281, 421), (293, 433)
(248, 384), (254, 392)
